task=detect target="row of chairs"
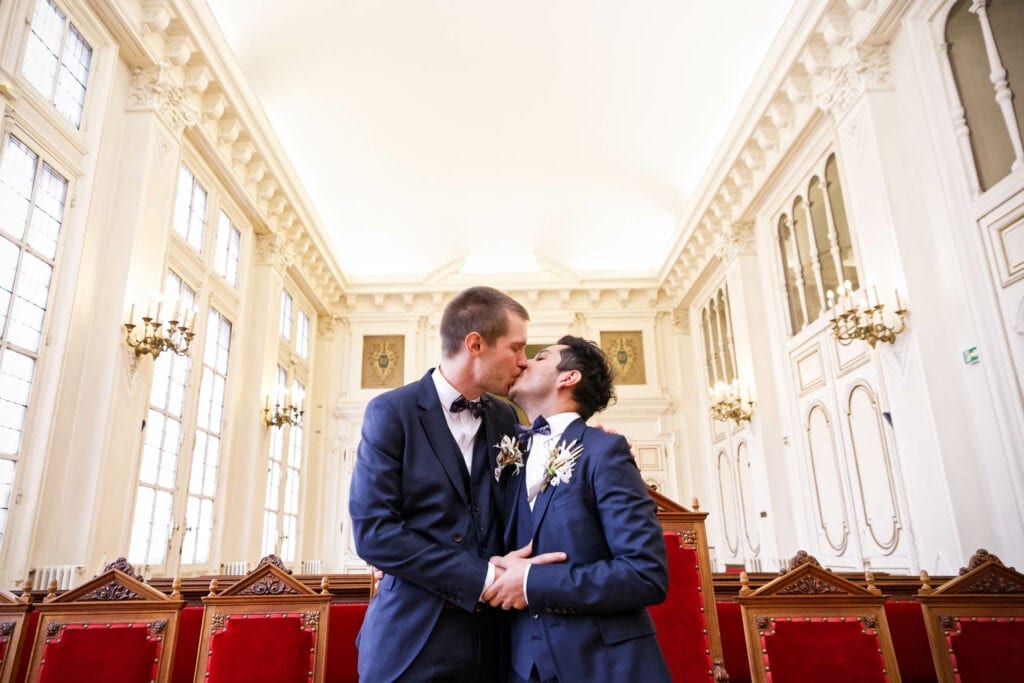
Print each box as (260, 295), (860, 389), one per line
(726, 549), (1024, 682)
(0, 555), (332, 683)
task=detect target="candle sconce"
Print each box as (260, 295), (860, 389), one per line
(708, 380), (755, 425)
(124, 299), (196, 359)
(263, 390), (304, 428)
(827, 282), (908, 348)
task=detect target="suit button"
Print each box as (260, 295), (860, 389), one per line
(532, 614), (539, 620)
(453, 533), (464, 543)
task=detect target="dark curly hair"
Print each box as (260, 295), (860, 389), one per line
(555, 335), (616, 420)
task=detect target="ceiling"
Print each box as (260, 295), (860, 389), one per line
(203, 1), (797, 284)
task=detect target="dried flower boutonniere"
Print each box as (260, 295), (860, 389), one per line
(538, 439), (584, 494)
(493, 435), (525, 482)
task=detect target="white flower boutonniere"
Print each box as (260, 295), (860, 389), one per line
(539, 439), (585, 494)
(493, 435), (525, 482)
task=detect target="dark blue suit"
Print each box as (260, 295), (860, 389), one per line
(349, 370), (518, 681)
(505, 418), (671, 682)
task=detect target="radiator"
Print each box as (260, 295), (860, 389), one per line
(220, 561), (248, 575)
(33, 565), (80, 591)
(301, 559), (322, 574)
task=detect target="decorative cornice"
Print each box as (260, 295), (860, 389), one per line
(254, 232), (293, 272)
(816, 44), (892, 116)
(127, 66), (197, 137)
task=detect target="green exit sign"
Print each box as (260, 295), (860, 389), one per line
(963, 347), (979, 365)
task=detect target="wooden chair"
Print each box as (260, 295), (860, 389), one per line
(194, 555), (331, 683)
(737, 551), (902, 683)
(650, 491), (729, 681)
(24, 558), (182, 683)
(917, 549), (1024, 682)
(0, 587), (31, 683)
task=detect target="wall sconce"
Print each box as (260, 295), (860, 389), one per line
(124, 298), (196, 359)
(263, 389), (304, 428)
(826, 282), (907, 348)
(708, 380), (755, 425)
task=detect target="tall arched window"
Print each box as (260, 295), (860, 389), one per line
(776, 153), (860, 335)
(945, 0), (1024, 191)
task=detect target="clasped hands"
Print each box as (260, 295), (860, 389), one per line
(481, 542), (567, 610)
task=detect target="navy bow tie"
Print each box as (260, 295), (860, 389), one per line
(450, 395), (490, 418)
(514, 416), (551, 440)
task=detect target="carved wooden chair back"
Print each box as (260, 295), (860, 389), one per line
(737, 551), (902, 683)
(193, 555), (331, 683)
(651, 491), (733, 679)
(23, 558), (182, 683)
(918, 549), (1024, 682)
(0, 588), (31, 683)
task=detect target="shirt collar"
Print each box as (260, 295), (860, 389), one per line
(432, 366), (468, 414)
(543, 411), (580, 438)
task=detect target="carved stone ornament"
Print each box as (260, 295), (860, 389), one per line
(254, 233), (294, 271)
(816, 44), (892, 116)
(102, 557), (143, 580)
(127, 66), (198, 136)
(240, 575), (300, 597)
(0, 622), (14, 637)
(82, 581), (142, 602)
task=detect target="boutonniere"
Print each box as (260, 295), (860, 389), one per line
(493, 435), (525, 482)
(539, 439), (585, 494)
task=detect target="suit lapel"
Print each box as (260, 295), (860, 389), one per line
(531, 418), (587, 532)
(417, 372), (470, 504)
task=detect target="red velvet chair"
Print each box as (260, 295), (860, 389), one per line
(324, 603), (366, 683)
(650, 491), (729, 681)
(193, 557), (331, 683)
(23, 559), (183, 683)
(0, 588), (31, 683)
(738, 551), (902, 683)
(918, 549), (1024, 683)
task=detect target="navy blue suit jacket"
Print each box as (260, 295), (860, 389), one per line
(505, 418), (671, 682)
(349, 369), (517, 681)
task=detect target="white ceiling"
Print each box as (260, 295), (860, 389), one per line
(203, 1), (796, 283)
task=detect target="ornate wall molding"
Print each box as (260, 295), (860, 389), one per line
(254, 232), (294, 272)
(127, 66), (197, 137)
(816, 44), (893, 116)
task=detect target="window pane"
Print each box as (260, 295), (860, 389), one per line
(0, 138), (39, 243)
(8, 253), (52, 353)
(26, 163), (67, 260)
(214, 212), (241, 287)
(0, 459), (15, 548)
(53, 24), (91, 127)
(296, 310), (310, 359)
(0, 350), (35, 456)
(0, 237), (19, 335)
(172, 166), (206, 252)
(22, 0), (91, 128)
(21, 0), (64, 103)
(280, 290), (292, 341)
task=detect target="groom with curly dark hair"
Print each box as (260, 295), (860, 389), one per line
(485, 335), (671, 682)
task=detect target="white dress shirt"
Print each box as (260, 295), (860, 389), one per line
(430, 367), (495, 598)
(431, 367), (482, 474)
